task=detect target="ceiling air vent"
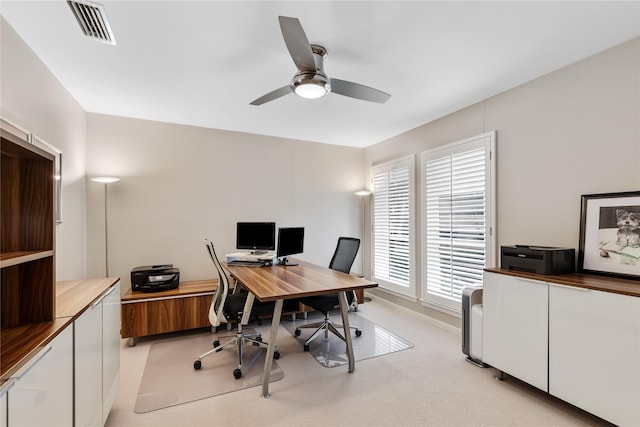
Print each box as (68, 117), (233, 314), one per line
(67, 0), (116, 45)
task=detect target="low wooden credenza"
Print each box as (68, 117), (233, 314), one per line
(121, 279), (217, 346)
(121, 277), (366, 346)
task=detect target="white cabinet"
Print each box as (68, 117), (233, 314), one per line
(8, 326), (73, 427)
(549, 283), (640, 427)
(102, 284), (120, 425)
(75, 298), (103, 427)
(75, 283), (121, 427)
(0, 380), (8, 427)
(483, 272), (549, 391)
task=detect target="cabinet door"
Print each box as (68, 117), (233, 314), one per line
(483, 272), (548, 391)
(75, 301), (103, 427)
(102, 284), (121, 425)
(8, 326), (73, 427)
(549, 284), (640, 427)
(0, 380), (9, 427)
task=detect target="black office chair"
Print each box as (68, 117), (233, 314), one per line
(194, 239), (280, 379)
(295, 237), (362, 351)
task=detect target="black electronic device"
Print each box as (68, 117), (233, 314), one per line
(131, 264), (180, 292)
(501, 245), (575, 275)
(236, 222), (276, 254)
(276, 227), (304, 266)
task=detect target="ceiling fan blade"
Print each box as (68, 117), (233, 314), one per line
(250, 85), (292, 105)
(278, 16), (316, 72)
(330, 78), (391, 104)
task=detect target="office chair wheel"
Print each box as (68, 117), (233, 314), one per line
(274, 351), (280, 360)
(233, 368), (242, 379)
(213, 340), (220, 348)
(303, 344), (310, 352)
(294, 329), (301, 337)
(194, 360), (202, 370)
(355, 329), (362, 337)
(253, 336), (262, 346)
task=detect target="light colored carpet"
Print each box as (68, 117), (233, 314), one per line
(134, 329), (283, 413)
(286, 311), (413, 367)
(107, 299), (614, 427)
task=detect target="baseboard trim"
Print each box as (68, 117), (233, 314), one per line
(367, 293), (460, 335)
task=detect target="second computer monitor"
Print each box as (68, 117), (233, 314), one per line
(277, 227), (304, 266)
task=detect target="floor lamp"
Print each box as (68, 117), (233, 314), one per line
(91, 176), (120, 277)
(355, 189), (371, 249)
(354, 189), (372, 305)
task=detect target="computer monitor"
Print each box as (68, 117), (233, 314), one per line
(236, 222), (276, 254)
(276, 227), (304, 266)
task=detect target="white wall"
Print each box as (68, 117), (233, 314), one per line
(3, 10), (638, 329)
(365, 37), (640, 326)
(0, 17), (87, 281)
(86, 114), (367, 291)
(1, 14), (368, 290)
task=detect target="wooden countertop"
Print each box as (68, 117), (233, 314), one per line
(0, 318), (73, 380)
(121, 279), (217, 302)
(57, 277), (120, 317)
(1, 277), (120, 381)
(485, 268), (640, 297)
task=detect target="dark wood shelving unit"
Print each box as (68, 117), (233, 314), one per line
(1, 128), (56, 378)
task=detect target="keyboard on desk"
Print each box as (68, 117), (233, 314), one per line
(227, 260), (266, 267)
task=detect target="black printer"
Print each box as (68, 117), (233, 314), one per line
(501, 245), (575, 275)
(131, 264), (180, 292)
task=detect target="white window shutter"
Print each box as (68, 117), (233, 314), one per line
(372, 157), (415, 296)
(422, 132), (495, 313)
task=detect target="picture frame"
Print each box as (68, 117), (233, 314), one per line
(30, 135), (63, 223)
(578, 191), (640, 280)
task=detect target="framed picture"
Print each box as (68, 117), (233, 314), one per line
(579, 191), (640, 279)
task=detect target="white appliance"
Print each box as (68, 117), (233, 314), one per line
(462, 286), (486, 367)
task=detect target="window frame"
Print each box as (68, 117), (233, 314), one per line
(420, 131), (497, 314)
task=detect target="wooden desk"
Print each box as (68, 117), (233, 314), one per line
(121, 279), (217, 345)
(225, 259), (378, 397)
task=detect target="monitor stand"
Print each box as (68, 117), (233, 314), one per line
(279, 257), (298, 266)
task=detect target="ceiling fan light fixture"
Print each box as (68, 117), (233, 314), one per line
(291, 71), (330, 99)
(294, 82), (327, 99)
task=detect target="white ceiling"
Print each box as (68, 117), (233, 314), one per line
(1, 1), (639, 148)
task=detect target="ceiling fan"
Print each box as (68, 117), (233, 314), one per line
(250, 16), (391, 106)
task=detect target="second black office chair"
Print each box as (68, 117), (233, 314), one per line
(295, 237), (362, 351)
(194, 239), (279, 379)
